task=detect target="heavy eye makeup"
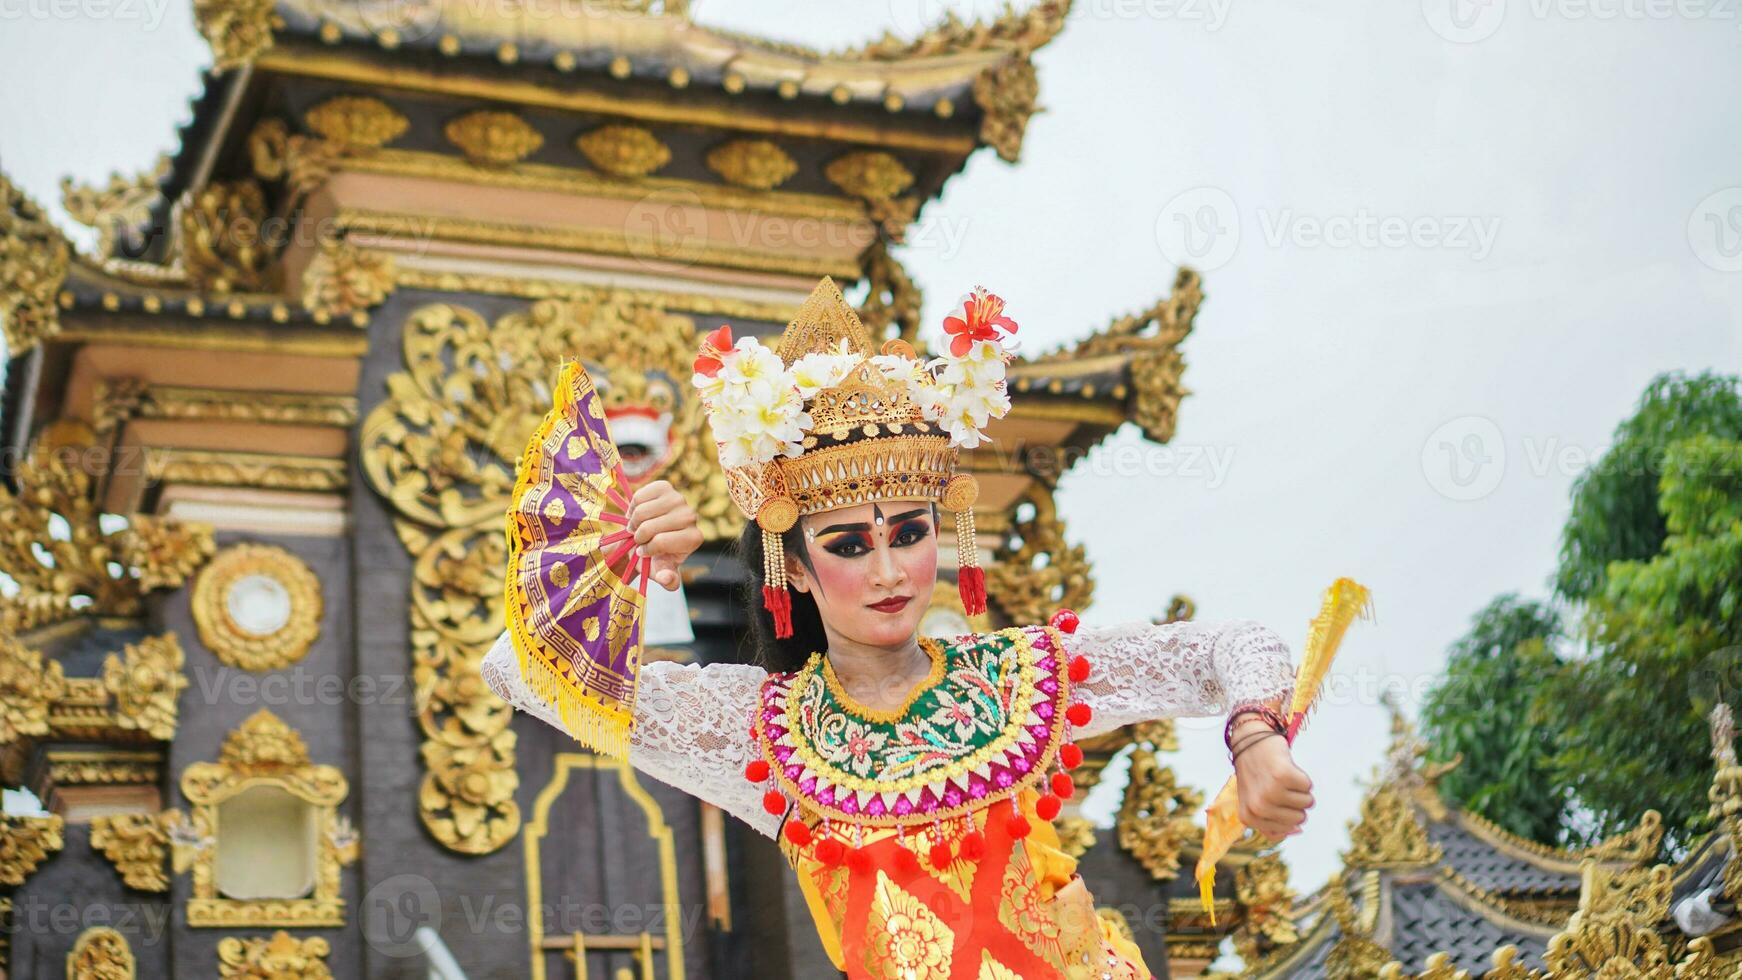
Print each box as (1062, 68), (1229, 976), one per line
(813, 509), (933, 558)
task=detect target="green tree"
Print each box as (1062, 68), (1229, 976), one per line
(1540, 433), (1742, 846)
(1420, 596), (1568, 843)
(1556, 372), (1742, 601)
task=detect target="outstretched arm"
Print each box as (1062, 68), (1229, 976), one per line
(481, 632), (781, 838)
(1056, 618), (1312, 839)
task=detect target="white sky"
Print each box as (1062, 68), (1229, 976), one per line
(4, 0), (1740, 900)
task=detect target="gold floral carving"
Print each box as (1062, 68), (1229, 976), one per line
(246, 119), (342, 199)
(1114, 743), (1203, 881)
(217, 931), (333, 979)
(359, 293), (730, 853)
(985, 484), (1093, 627)
(0, 813), (64, 886)
(91, 380), (357, 430)
(67, 926), (135, 979)
(301, 239), (396, 320)
(181, 710), (353, 927)
(103, 634), (187, 741)
(61, 155), (171, 259)
(973, 57), (1041, 164)
(145, 449), (348, 492)
(1345, 785), (1441, 869)
(0, 172), (71, 355)
(706, 139), (798, 190)
(303, 96), (408, 150)
(1232, 851), (1299, 964)
(1709, 704), (1742, 903)
(89, 813), (170, 891)
(576, 125), (671, 177)
(825, 151), (914, 201)
(193, 0), (280, 71)
(858, 237), (923, 347)
(1055, 816), (1096, 858)
(1323, 871), (1391, 978)
(445, 111), (544, 167)
(0, 449), (213, 632)
(176, 180), (273, 293)
(0, 634), (66, 744)
(192, 543), (323, 672)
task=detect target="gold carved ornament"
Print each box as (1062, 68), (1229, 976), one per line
(857, 237), (924, 348)
(1114, 742), (1204, 881)
(0, 634), (67, 744)
(973, 56), (1041, 164)
(67, 926), (135, 980)
(303, 96), (409, 151)
(823, 150), (919, 240)
(89, 813), (171, 892)
(1231, 851), (1299, 965)
(359, 296), (733, 854)
(217, 931), (333, 979)
(103, 634), (188, 740)
(191, 543), (323, 672)
(0, 171), (71, 356)
(0, 449), (214, 633)
(174, 179), (273, 293)
(300, 239), (396, 321)
(1344, 784), (1442, 869)
(445, 111), (544, 167)
(984, 483), (1094, 627)
(0, 813), (64, 886)
(193, 0), (280, 71)
(61, 155), (171, 261)
(179, 709), (354, 927)
(705, 139), (798, 190)
(576, 125), (672, 178)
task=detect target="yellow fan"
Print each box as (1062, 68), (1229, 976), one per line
(1195, 577), (1373, 923)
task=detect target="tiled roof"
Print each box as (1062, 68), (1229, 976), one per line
(1427, 819), (1581, 896)
(1387, 881), (1549, 975)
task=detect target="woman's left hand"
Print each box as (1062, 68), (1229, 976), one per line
(1232, 727), (1314, 840)
(626, 480), (703, 591)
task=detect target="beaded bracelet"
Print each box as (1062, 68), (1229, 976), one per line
(1223, 703), (1286, 750)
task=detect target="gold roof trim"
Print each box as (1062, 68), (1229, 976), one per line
(1450, 806), (1663, 876)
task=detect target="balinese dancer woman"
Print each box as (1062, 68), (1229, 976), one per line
(482, 278), (1314, 979)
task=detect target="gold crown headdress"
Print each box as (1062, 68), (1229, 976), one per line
(692, 277), (1019, 637)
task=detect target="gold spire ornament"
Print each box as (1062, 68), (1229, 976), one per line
(691, 278), (1019, 636)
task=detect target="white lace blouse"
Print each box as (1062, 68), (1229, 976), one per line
(480, 619), (1295, 840)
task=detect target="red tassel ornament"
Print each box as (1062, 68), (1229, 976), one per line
(762, 584), (793, 639)
(1049, 608), (1080, 633)
(745, 760), (770, 783)
(1006, 814), (1032, 839)
(895, 843), (922, 874)
(957, 564), (986, 616)
(815, 837), (846, 867)
(1051, 772), (1075, 799)
(929, 841), (953, 869)
(1066, 702), (1093, 727)
(1068, 656), (1092, 683)
(784, 821), (812, 846)
(960, 830), (986, 861)
(762, 790), (787, 816)
(847, 846), (874, 875)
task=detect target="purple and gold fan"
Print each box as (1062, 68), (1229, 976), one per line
(504, 360), (652, 758)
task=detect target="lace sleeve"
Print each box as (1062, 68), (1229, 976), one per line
(480, 632), (779, 839)
(1058, 619), (1296, 739)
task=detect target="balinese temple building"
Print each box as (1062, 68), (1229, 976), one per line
(0, 1), (1253, 977)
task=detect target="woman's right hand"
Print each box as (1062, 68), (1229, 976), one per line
(627, 480), (703, 591)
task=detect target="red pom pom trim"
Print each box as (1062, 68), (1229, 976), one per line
(1035, 794), (1062, 821)
(762, 790), (787, 816)
(847, 846), (874, 874)
(1051, 772), (1075, 799)
(1049, 608), (1080, 633)
(959, 830), (986, 861)
(815, 838), (846, 867)
(1005, 815), (1032, 839)
(895, 846), (922, 874)
(1059, 743), (1084, 769)
(745, 760), (770, 783)
(1066, 702), (1093, 727)
(783, 821), (812, 846)
(1068, 656), (1091, 683)
(929, 842), (953, 869)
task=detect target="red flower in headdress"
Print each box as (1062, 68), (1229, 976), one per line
(942, 287), (1018, 357)
(693, 324), (734, 377)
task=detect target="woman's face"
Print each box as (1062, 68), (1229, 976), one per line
(787, 499), (938, 650)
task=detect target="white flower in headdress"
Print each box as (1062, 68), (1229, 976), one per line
(789, 350), (858, 398)
(870, 352), (928, 387)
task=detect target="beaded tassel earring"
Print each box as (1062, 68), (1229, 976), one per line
(762, 526), (794, 639)
(943, 474), (986, 616)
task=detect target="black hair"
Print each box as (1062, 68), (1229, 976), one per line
(736, 519), (829, 674)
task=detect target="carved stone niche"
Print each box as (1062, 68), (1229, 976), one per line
(178, 709), (357, 927)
